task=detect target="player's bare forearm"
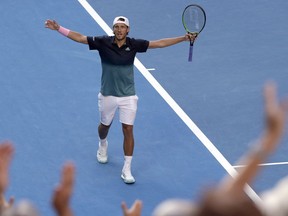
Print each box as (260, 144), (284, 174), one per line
(148, 34), (195, 49)
(149, 36), (185, 48)
(66, 31), (88, 44)
(45, 19), (88, 44)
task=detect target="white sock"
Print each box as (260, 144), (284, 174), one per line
(124, 155), (132, 162)
(99, 138), (107, 148)
(123, 156), (133, 173)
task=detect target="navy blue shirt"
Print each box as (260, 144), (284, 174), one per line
(87, 36), (149, 96)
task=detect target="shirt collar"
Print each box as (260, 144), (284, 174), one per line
(111, 36), (129, 47)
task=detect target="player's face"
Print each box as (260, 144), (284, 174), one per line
(113, 24), (129, 40)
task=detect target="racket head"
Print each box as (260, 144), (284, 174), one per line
(182, 4), (206, 34)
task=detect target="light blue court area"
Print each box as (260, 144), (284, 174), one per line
(1, 0), (288, 215)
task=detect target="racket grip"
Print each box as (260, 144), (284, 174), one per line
(188, 44), (193, 62)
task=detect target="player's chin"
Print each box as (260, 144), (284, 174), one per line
(116, 35), (125, 40)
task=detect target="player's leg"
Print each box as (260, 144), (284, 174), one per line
(122, 123), (134, 156)
(121, 123), (135, 183)
(118, 95), (138, 184)
(97, 93), (117, 163)
(98, 123), (111, 140)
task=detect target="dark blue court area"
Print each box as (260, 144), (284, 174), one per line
(1, 0), (288, 215)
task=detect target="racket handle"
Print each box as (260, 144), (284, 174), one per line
(188, 44), (193, 62)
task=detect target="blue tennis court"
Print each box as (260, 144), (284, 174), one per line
(1, 0), (288, 215)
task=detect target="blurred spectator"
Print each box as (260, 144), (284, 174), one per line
(152, 81), (288, 216)
(51, 162), (75, 216)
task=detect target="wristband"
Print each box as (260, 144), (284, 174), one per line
(58, 26), (70, 37)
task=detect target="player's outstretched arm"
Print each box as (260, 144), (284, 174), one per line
(148, 33), (196, 49)
(45, 20), (88, 44)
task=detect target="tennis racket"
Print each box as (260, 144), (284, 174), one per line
(182, 4), (206, 62)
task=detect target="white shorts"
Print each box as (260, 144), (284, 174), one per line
(98, 93), (138, 126)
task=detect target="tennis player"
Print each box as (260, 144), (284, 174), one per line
(45, 16), (196, 184)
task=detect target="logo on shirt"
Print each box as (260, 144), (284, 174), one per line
(125, 47), (130, 51)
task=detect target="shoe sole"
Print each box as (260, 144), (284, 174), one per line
(121, 174), (135, 184)
(97, 156), (108, 164)
(97, 159), (108, 164)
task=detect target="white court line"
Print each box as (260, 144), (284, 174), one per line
(234, 161), (288, 168)
(77, 0), (262, 205)
(147, 68), (156, 71)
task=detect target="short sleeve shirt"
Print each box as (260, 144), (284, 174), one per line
(87, 36), (149, 97)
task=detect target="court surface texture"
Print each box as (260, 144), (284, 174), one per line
(1, 0), (288, 215)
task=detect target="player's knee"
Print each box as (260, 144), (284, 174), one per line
(122, 124), (133, 134)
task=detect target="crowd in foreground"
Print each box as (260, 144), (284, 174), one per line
(0, 81), (288, 216)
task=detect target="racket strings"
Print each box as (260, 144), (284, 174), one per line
(182, 6), (206, 34)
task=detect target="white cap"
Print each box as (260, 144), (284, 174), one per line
(113, 16), (130, 27)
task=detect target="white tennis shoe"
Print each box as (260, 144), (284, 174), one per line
(121, 165), (135, 184)
(97, 141), (108, 164)
(121, 171), (135, 184)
